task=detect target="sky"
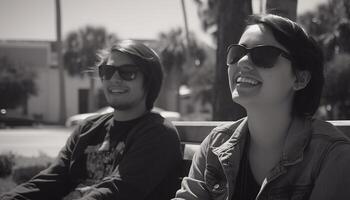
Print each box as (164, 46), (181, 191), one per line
(0, 0), (329, 45)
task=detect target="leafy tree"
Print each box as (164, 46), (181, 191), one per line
(187, 44), (216, 107)
(299, 0), (350, 60)
(156, 28), (206, 111)
(299, 0), (350, 119)
(193, 0), (219, 42)
(64, 26), (118, 76)
(0, 56), (37, 110)
(156, 28), (186, 111)
(323, 54), (350, 119)
(63, 26), (117, 111)
(299, 0), (348, 37)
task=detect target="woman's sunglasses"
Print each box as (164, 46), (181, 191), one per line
(226, 44), (292, 68)
(99, 64), (140, 81)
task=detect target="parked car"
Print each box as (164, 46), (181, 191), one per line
(0, 109), (39, 128)
(65, 106), (181, 127)
(0, 116), (39, 128)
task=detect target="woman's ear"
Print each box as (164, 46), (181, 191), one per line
(293, 70), (311, 91)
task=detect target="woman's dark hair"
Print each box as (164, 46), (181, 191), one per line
(246, 14), (325, 117)
(97, 40), (163, 110)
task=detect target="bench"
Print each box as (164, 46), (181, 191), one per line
(173, 120), (350, 178)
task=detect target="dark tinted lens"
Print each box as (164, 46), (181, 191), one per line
(250, 46), (283, 68)
(99, 65), (116, 80)
(227, 45), (247, 65)
(99, 64), (139, 81)
(117, 66), (138, 81)
(226, 44), (290, 68)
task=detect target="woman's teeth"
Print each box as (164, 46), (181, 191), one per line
(236, 77), (259, 85)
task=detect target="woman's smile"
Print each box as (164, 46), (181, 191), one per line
(236, 76), (260, 86)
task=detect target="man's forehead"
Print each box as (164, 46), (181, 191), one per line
(107, 51), (136, 65)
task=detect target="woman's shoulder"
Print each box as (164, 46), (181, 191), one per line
(307, 118), (350, 159)
(311, 118), (350, 142)
(207, 117), (248, 143)
(212, 117), (246, 132)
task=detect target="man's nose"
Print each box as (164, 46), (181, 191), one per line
(110, 70), (123, 82)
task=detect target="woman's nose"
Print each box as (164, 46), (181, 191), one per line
(237, 55), (254, 71)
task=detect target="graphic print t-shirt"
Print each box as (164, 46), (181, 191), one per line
(82, 116), (142, 186)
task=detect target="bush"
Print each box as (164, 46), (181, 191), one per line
(0, 152), (15, 178)
(12, 164), (48, 185)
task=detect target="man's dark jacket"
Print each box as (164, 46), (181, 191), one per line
(1, 112), (183, 200)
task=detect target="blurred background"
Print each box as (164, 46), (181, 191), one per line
(0, 0), (348, 124)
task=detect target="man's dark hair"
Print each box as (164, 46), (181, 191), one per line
(97, 40), (163, 110)
(246, 14), (325, 117)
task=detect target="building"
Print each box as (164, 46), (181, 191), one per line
(0, 40), (94, 124)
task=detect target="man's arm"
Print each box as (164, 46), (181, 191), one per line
(0, 126), (81, 200)
(76, 124), (182, 200)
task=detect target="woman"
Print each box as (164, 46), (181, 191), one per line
(175, 14), (350, 200)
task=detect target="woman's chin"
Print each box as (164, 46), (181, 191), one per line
(231, 90), (255, 108)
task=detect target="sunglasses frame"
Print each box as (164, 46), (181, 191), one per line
(99, 64), (140, 81)
(226, 44), (292, 68)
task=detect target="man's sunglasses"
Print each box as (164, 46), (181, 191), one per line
(226, 44), (292, 68)
(99, 64), (140, 81)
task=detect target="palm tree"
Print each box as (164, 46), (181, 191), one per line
(157, 28), (206, 112)
(63, 26), (117, 112)
(157, 28), (188, 112)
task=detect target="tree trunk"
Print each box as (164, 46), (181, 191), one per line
(55, 0), (67, 124)
(160, 66), (181, 112)
(266, 0), (298, 21)
(88, 77), (96, 112)
(213, 0), (251, 121)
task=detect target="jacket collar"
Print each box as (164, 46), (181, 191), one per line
(280, 117), (312, 166)
(211, 117), (249, 200)
(212, 117), (249, 166)
(212, 117), (313, 167)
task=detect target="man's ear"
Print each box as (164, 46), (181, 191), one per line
(293, 70), (311, 91)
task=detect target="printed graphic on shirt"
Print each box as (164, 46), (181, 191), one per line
(62, 141), (125, 199)
(84, 141), (125, 184)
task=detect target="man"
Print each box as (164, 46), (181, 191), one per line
(1, 40), (182, 200)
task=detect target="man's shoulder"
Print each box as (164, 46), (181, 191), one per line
(139, 112), (178, 133)
(78, 113), (114, 131)
(123, 112), (180, 143)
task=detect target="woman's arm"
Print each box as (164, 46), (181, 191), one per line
(174, 134), (212, 200)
